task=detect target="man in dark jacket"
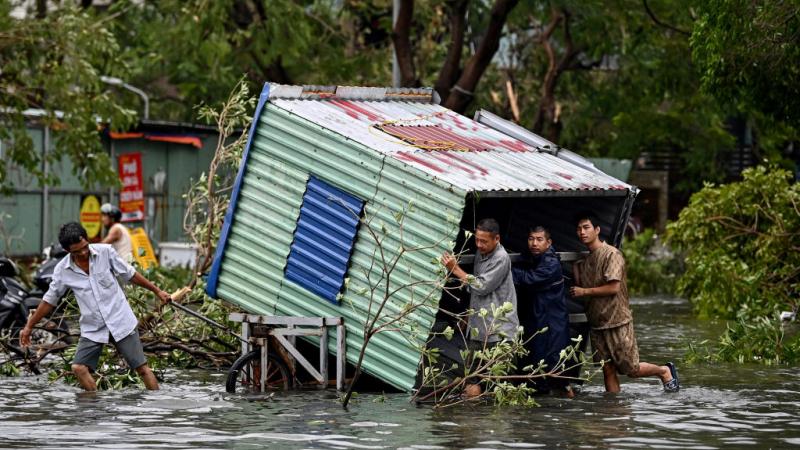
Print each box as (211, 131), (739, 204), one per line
(512, 226), (572, 396)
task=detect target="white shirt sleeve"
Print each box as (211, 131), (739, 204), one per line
(42, 263), (68, 306)
(108, 246), (136, 281)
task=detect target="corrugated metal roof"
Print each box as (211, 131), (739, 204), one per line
(268, 88), (631, 195)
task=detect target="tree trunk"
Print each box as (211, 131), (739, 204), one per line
(434, 0), (469, 103)
(443, 0), (519, 113)
(36, 0), (47, 18)
(392, 0), (419, 87)
(532, 9), (578, 143)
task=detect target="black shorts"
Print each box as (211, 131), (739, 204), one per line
(72, 330), (147, 372)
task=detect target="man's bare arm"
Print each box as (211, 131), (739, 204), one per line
(571, 280), (621, 298)
(20, 302), (55, 347)
(101, 226), (122, 244)
(441, 252), (469, 285)
(129, 272), (171, 304)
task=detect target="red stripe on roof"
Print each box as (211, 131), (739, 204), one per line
(394, 151), (445, 173)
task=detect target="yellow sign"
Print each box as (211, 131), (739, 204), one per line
(79, 195), (102, 238)
(129, 227), (158, 270)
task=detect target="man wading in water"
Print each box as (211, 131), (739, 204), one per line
(570, 213), (680, 393)
(21, 222), (171, 391)
(442, 218), (520, 398)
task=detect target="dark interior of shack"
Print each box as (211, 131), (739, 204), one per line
(423, 192), (631, 376)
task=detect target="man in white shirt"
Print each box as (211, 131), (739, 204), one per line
(21, 222), (170, 391)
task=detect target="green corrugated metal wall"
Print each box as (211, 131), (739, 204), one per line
(215, 103), (465, 391)
(0, 125), (218, 256)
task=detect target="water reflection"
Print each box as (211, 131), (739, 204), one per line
(1, 297), (799, 449)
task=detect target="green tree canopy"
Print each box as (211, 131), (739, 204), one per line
(0, 2), (136, 192)
(692, 1), (800, 124)
(1, 0), (797, 194)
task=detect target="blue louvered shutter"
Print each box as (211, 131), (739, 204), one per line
(285, 176), (364, 304)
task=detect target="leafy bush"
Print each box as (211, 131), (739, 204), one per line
(716, 317), (800, 364)
(668, 165), (800, 363)
(622, 229), (682, 296)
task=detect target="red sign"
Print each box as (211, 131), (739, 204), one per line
(118, 152), (145, 222)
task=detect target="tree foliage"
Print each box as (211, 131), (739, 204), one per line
(480, 0), (739, 193)
(2, 0), (797, 197)
(692, 1), (800, 125)
(0, 2), (136, 192)
(668, 166), (800, 363)
(622, 229), (682, 296)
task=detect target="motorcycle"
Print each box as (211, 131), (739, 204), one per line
(0, 253), (72, 373)
(0, 257), (39, 335)
(29, 243), (68, 298)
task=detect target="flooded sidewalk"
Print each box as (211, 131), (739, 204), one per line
(2, 296), (799, 449)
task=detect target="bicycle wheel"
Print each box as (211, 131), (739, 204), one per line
(225, 350), (292, 393)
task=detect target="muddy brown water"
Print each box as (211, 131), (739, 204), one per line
(2, 296), (799, 449)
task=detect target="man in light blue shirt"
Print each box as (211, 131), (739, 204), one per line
(21, 222), (171, 391)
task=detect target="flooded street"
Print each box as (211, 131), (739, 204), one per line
(2, 296), (800, 449)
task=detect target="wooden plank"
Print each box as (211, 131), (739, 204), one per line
(271, 328), (324, 337)
(241, 322), (250, 358)
(320, 327), (328, 389)
(228, 313), (324, 326)
(569, 313), (588, 323)
(260, 340), (268, 393)
(274, 333), (324, 382)
(287, 324), (296, 373)
(458, 251), (588, 265)
(336, 323), (345, 391)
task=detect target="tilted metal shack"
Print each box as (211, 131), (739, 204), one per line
(206, 84), (637, 392)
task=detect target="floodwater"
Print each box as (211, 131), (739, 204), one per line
(2, 296), (800, 449)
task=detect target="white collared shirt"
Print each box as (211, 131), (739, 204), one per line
(43, 244), (137, 343)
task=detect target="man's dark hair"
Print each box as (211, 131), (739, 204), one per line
(475, 218), (500, 236)
(58, 222), (88, 250)
(529, 225), (551, 240)
(575, 211), (600, 229)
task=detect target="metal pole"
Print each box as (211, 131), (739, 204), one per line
(392, 0), (400, 88)
(100, 76), (150, 120)
(41, 126), (50, 250)
(109, 140), (115, 204)
(168, 300), (247, 343)
(122, 82), (149, 120)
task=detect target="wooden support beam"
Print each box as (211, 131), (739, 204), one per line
(259, 338), (269, 393)
(336, 323), (346, 391)
(320, 327), (328, 389)
(274, 334), (324, 382)
(229, 314), (325, 326)
(241, 322), (250, 358)
(271, 328), (324, 337)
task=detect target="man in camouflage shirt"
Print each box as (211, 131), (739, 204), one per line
(570, 213), (680, 393)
